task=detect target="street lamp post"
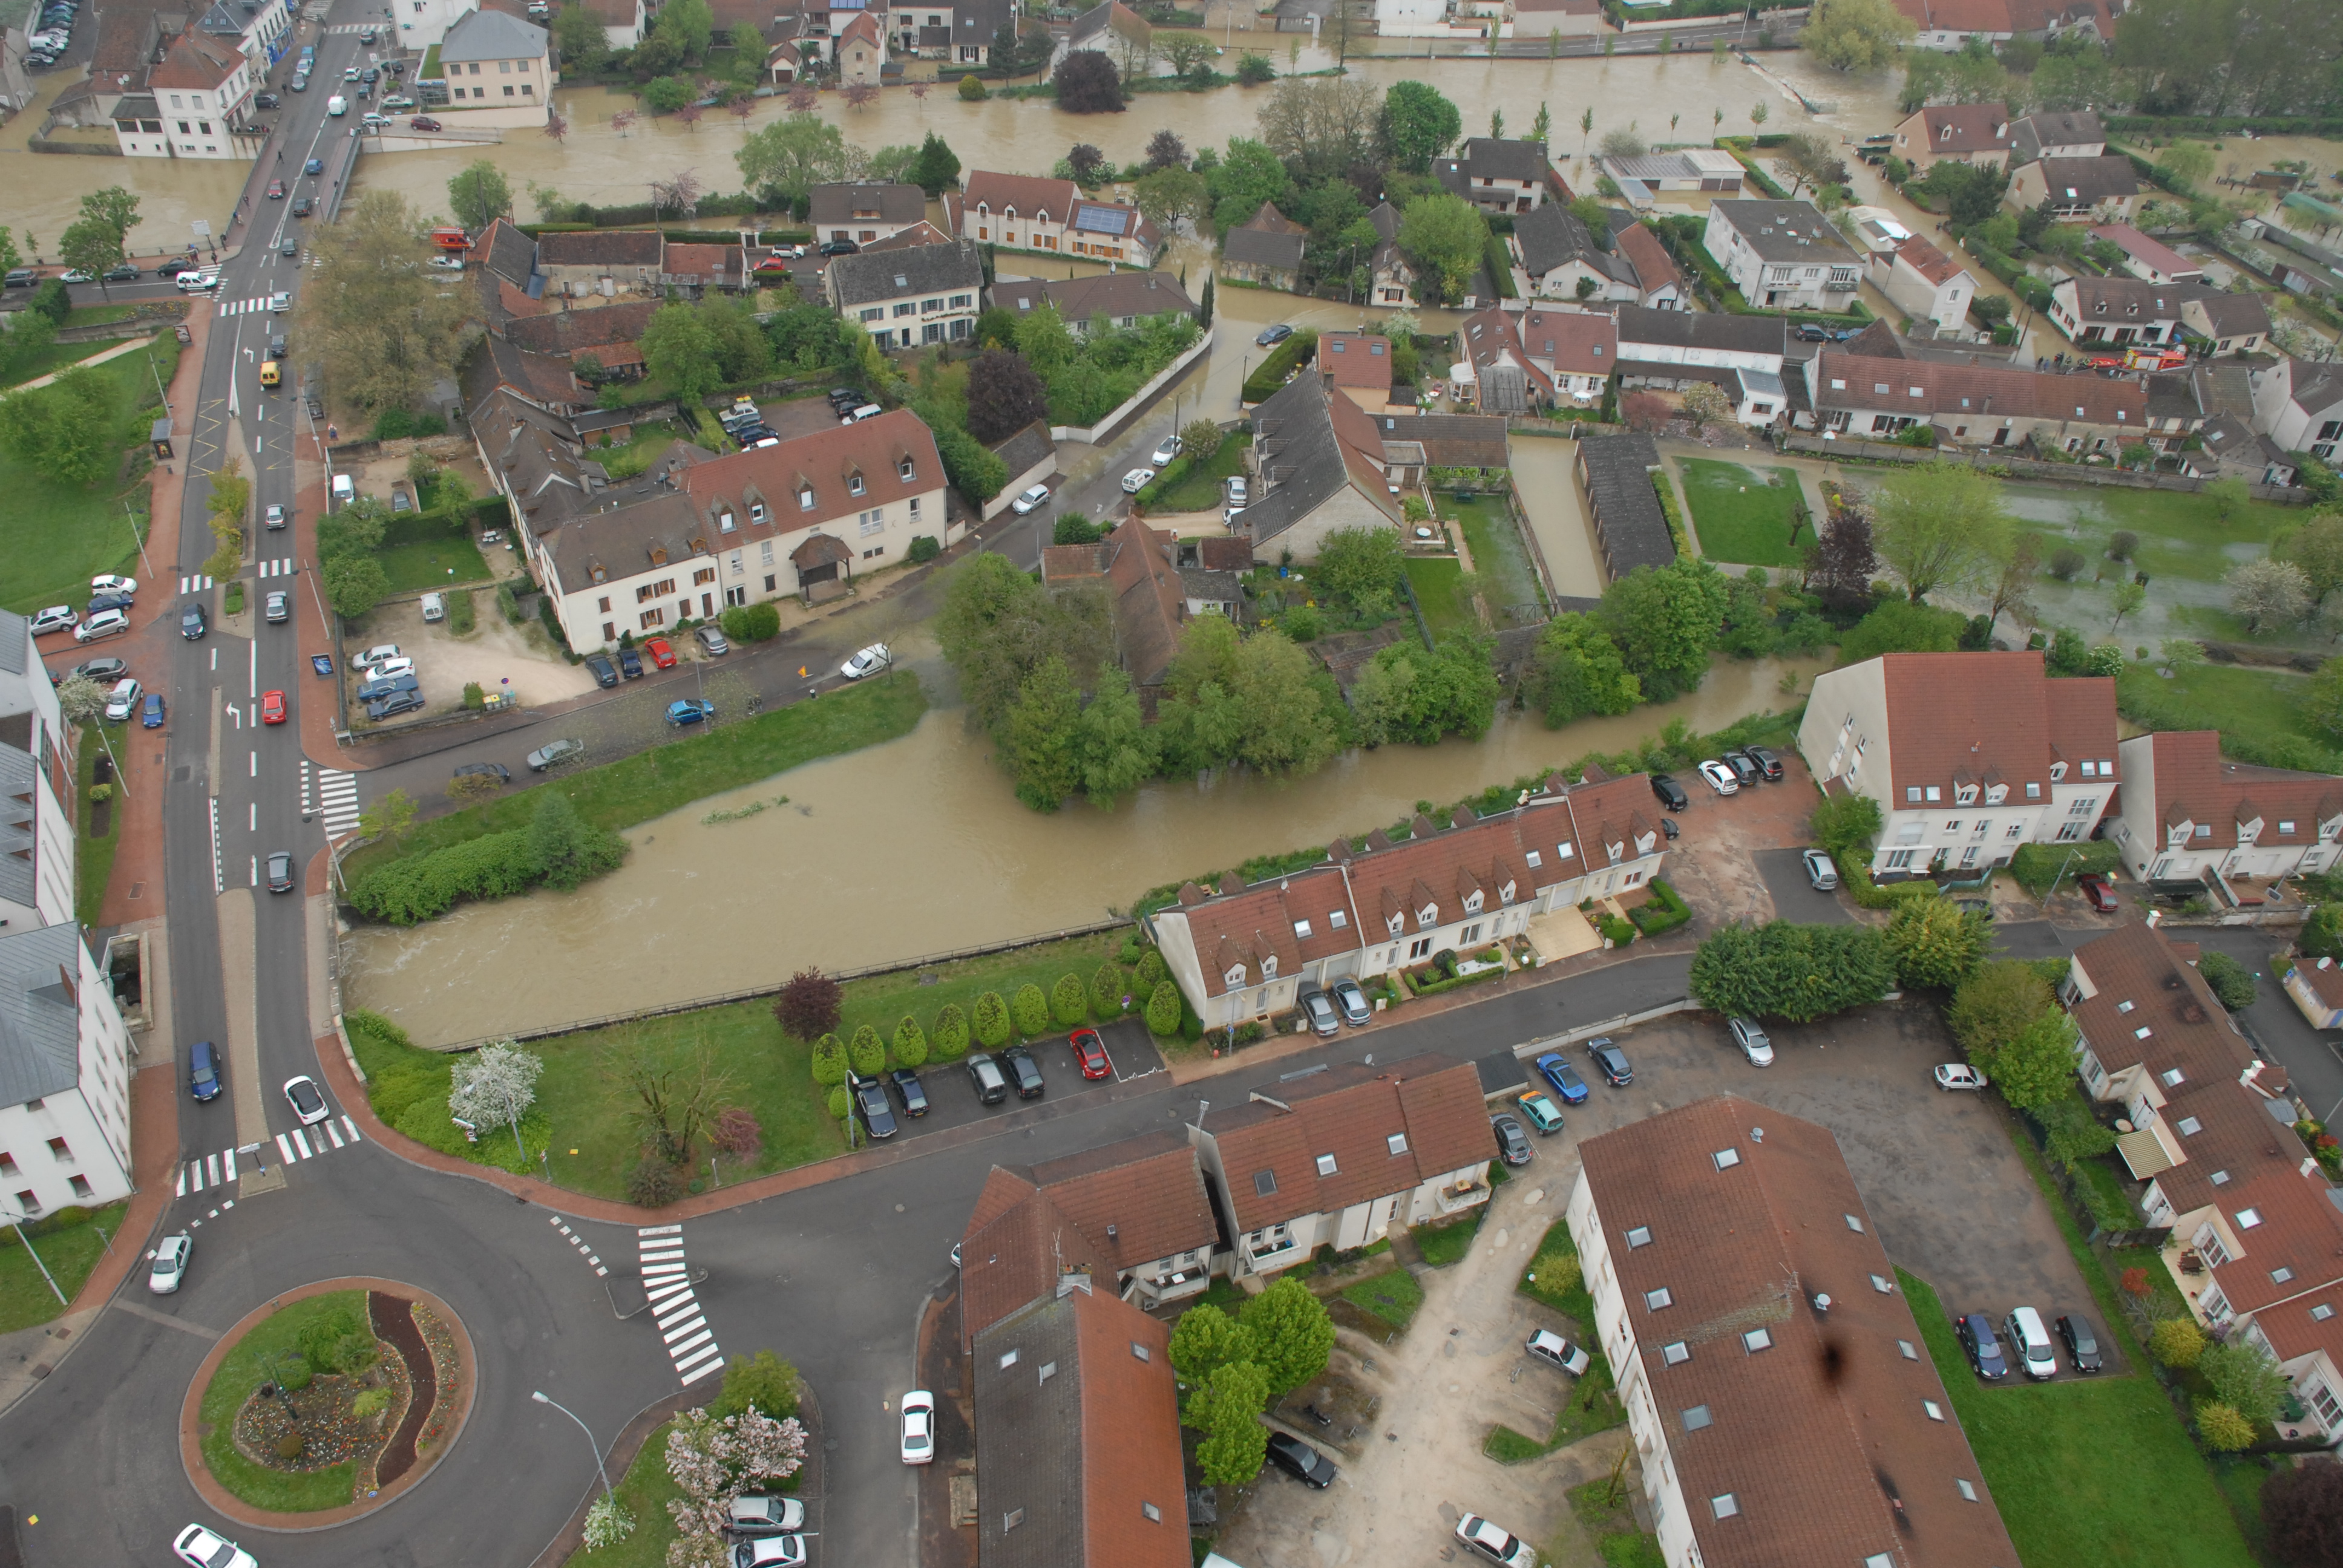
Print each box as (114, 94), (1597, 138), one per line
(532, 1390), (612, 1500)
(4, 1200), (66, 1307)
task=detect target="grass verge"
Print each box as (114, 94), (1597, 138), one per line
(1898, 1267), (2255, 1568)
(1147, 437), (1248, 513)
(1403, 556), (1475, 640)
(343, 672), (926, 883)
(196, 1290), (367, 1512)
(1679, 459), (1808, 567)
(378, 535), (493, 594)
(0, 338), (177, 616)
(1565, 1478), (1665, 1568)
(0, 1203), (127, 1333)
(1483, 1424), (1546, 1463)
(1520, 1220), (1627, 1446)
(1413, 1209), (1483, 1268)
(575, 1417), (684, 1568)
(1446, 497), (1544, 618)
(2115, 660), (2342, 776)
(1338, 1267), (1423, 1332)
(74, 724), (121, 929)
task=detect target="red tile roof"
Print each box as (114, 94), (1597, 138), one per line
(1613, 223), (1683, 299)
(1869, 650), (2117, 802)
(1813, 351), (2149, 426)
(1319, 332), (1395, 390)
(1101, 514), (1188, 690)
(1893, 234), (1967, 287)
(2135, 731), (2343, 852)
(679, 408), (943, 540)
(958, 1184), (1114, 1348)
(1025, 1130), (1221, 1275)
(1902, 102), (2011, 153)
(1072, 1288), (1187, 1568)
(2091, 223), (2200, 278)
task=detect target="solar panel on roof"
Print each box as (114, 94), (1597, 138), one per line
(1073, 204), (1129, 235)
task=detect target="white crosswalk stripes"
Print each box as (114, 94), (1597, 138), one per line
(177, 1115), (361, 1197)
(546, 1213), (609, 1277)
(639, 1226), (724, 1385)
(179, 575), (215, 595)
(316, 769), (361, 838)
(215, 296), (277, 317)
(257, 558), (296, 578)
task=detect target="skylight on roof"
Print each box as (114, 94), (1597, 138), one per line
(2160, 1064), (2182, 1082)
(1845, 1214), (1865, 1233)
(1742, 1328), (1772, 1353)
(2212, 1169), (2231, 1186)
(1388, 1132), (1408, 1156)
(1315, 1153), (1338, 1177)
(1711, 1494), (1738, 1520)
(1898, 1339), (1918, 1361)
(2178, 1117), (2201, 1135)
(2238, 1207), (2263, 1228)
(1871, 1274), (1893, 1294)
(1713, 1148), (1742, 1171)
(1253, 1170), (1277, 1197)
(1958, 1479), (1979, 1502)
(1645, 1287), (1673, 1310)
(1924, 1399), (1945, 1422)
(1000, 1348), (1019, 1369)
(1627, 1226), (1652, 1248)
(1682, 1405), (1712, 1431)
(1662, 1341), (1690, 1365)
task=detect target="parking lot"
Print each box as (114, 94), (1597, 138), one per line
(863, 1016), (1167, 1146)
(1754, 845), (1849, 924)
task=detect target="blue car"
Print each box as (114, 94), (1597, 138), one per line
(665, 699), (715, 727)
(188, 1039), (221, 1102)
(140, 691), (165, 728)
(1535, 1052), (1590, 1105)
(305, 157), (323, 174)
(87, 592), (133, 615)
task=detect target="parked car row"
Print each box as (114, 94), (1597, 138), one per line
(847, 1029), (1118, 1141)
(1296, 978), (1373, 1037)
(353, 643), (424, 720)
(583, 629), (729, 690)
(1958, 1305), (2102, 1380)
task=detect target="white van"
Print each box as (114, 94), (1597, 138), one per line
(2002, 1306), (2058, 1380)
(419, 592), (445, 622)
(331, 472), (355, 506)
(327, 94), (348, 116)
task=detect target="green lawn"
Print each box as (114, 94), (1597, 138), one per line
(197, 1290), (368, 1512)
(1338, 1266), (1424, 1331)
(0, 339), (176, 616)
(73, 724), (121, 929)
(1516, 1221), (1628, 1448)
(1446, 496), (1545, 621)
(578, 1417), (686, 1568)
(1899, 1268), (2256, 1568)
(1412, 1209), (1483, 1268)
(344, 673), (927, 883)
(2004, 482), (2302, 589)
(1403, 557), (1476, 639)
(2115, 659), (2343, 775)
(1145, 437), (1248, 513)
(1564, 1478), (1666, 1568)
(1678, 459), (1809, 567)
(378, 536), (493, 595)
(0, 1203), (127, 1333)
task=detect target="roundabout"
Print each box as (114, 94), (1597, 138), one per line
(177, 1277), (476, 1531)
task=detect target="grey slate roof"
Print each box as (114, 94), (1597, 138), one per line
(439, 7), (548, 60)
(1516, 203), (1605, 279)
(807, 181), (927, 226)
(2010, 109), (2104, 162)
(1709, 200), (1859, 265)
(1222, 204), (1305, 273)
(1438, 137), (1547, 189)
(1612, 304), (1787, 358)
(826, 240), (983, 307)
(2187, 290), (2272, 339)
(2031, 155), (2140, 203)
(973, 1291), (1087, 1568)
(0, 923), (87, 1109)
(1579, 432), (1676, 577)
(1241, 376), (1397, 549)
(0, 612), (27, 676)
(0, 746), (34, 915)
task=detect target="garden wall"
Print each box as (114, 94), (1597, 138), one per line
(1050, 328), (1214, 446)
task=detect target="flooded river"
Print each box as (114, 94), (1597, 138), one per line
(341, 653), (1824, 1045)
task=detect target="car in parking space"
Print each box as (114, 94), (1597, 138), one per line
(2055, 1313), (2102, 1373)
(817, 239), (860, 256)
(258, 690), (286, 725)
(1650, 773), (1688, 812)
(1256, 323), (1295, 347)
(138, 691), (166, 728)
(1802, 848), (1838, 890)
(644, 636), (677, 670)
(1720, 750), (1760, 787)
(267, 850), (295, 893)
(425, 253), (463, 272)
(149, 1232), (192, 1295)
(266, 178), (285, 199)
(2004, 1305), (2059, 1379)
(1956, 1312), (2010, 1379)
(1225, 475), (1248, 508)
(1297, 984), (1340, 1037)
(254, 91), (279, 108)
(886, 1067), (928, 1117)
(1331, 976), (1371, 1025)
(726, 1494), (806, 1535)
(899, 1388), (935, 1463)
(694, 624), (729, 656)
(1149, 433), (1182, 466)
(86, 591), (134, 616)
(454, 762), (510, 787)
(264, 592), (289, 624)
(585, 653), (618, 688)
(1933, 1061), (1987, 1092)
(174, 1523), (255, 1568)
(156, 258), (192, 277)
(356, 673), (418, 703)
(1009, 482), (1051, 515)
(59, 268), (94, 284)
(188, 1040), (221, 1102)
(1533, 1051), (1589, 1105)
(1696, 758), (1738, 795)
(1526, 1328), (1591, 1376)
(617, 645), (643, 679)
(1455, 1514), (1537, 1568)
(1490, 1112), (1533, 1166)
(1263, 1431), (1337, 1488)
(966, 1051), (1009, 1105)
(30, 606), (76, 635)
(1728, 1017), (1774, 1067)
(76, 610), (128, 643)
(103, 678), (141, 721)
(1740, 743), (1784, 781)
(69, 656), (126, 684)
(841, 643), (891, 680)
(1587, 1037), (1634, 1086)
(103, 262), (139, 283)
(526, 737), (585, 772)
(1001, 1043), (1045, 1099)
(1120, 467), (1156, 493)
(1069, 1028), (1110, 1080)
(2077, 873), (2118, 913)
(289, 72), (306, 89)
(664, 699), (715, 726)
(366, 690), (424, 720)
(90, 573), (135, 595)
(283, 1074), (329, 1126)
(1515, 1088), (1564, 1134)
(848, 1073), (897, 1139)
(732, 1537), (808, 1567)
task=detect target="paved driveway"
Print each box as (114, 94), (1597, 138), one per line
(1754, 847), (1850, 924)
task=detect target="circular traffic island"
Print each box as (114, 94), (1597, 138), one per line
(181, 1278), (475, 1527)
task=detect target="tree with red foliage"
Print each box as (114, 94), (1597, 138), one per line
(677, 100), (704, 131)
(1803, 508), (1881, 613)
(773, 968), (842, 1043)
(611, 108), (639, 137)
(786, 79), (818, 111)
(965, 348), (1050, 444)
(1053, 50), (1124, 113)
(544, 110), (569, 144)
(710, 1106), (764, 1165)
(1620, 391), (1671, 432)
(731, 96), (755, 128)
(2263, 1460), (2343, 1568)
(842, 79), (878, 111)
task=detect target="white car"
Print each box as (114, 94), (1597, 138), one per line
(1802, 847), (1839, 890)
(1728, 1016), (1774, 1067)
(1149, 433), (1182, 466)
(427, 256), (465, 272)
(1935, 1063), (1988, 1092)
(1120, 467), (1156, 494)
(103, 678), (142, 722)
(840, 644), (891, 681)
(900, 1388), (936, 1464)
(1009, 482), (1051, 515)
(90, 575), (137, 595)
(283, 1074), (330, 1126)
(174, 1523), (257, 1568)
(1525, 1328), (1590, 1376)
(149, 1232), (192, 1295)
(365, 656), (416, 680)
(1696, 759), (1738, 796)
(29, 606), (76, 635)
(354, 643), (401, 668)
(176, 270), (220, 293)
(1226, 475), (1248, 506)
(1455, 1514), (1537, 1568)
(726, 1494), (807, 1535)
(733, 1538), (806, 1567)
(264, 504), (287, 530)
(267, 290), (290, 312)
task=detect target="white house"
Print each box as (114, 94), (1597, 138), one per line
(2007, 156), (2140, 223)
(2047, 275), (2192, 349)
(1569, 1097), (2022, 1568)
(1700, 200), (1861, 313)
(2180, 292), (2272, 358)
(1873, 234), (1975, 339)
(0, 923), (136, 1216)
(824, 240), (983, 351)
(0, 612), (74, 933)
(2107, 729), (2342, 887)
(1797, 651), (2120, 878)
(943, 171), (1160, 268)
(2252, 358), (2343, 461)
(1189, 1054), (1493, 1279)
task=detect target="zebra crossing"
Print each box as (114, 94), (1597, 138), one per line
(547, 1212), (608, 1277)
(215, 296), (279, 318)
(320, 21), (373, 31)
(313, 765), (361, 838)
(640, 1226), (726, 1386)
(256, 558), (296, 578)
(176, 1114), (362, 1197)
(179, 574), (215, 595)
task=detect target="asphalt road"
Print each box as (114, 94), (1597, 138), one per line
(1754, 847), (1847, 924)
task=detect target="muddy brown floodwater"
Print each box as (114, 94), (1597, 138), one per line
(340, 653), (1825, 1045)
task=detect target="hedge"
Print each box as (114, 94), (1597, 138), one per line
(1408, 949), (1510, 997)
(1650, 471), (1691, 557)
(1242, 328), (1318, 403)
(1833, 850), (1948, 912)
(2008, 840), (2122, 897)
(1629, 877), (1691, 936)
(1483, 233), (1518, 299)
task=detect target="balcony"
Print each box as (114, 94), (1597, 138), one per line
(1130, 1269), (1211, 1310)
(1437, 1177), (1490, 1215)
(1243, 1234), (1301, 1269)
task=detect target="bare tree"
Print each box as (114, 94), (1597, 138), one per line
(842, 79), (879, 111)
(611, 108), (639, 137)
(612, 1035), (737, 1168)
(544, 109), (569, 145)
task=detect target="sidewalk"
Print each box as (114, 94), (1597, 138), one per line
(12, 332), (165, 391)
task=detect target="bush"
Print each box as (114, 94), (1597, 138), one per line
(710, 1350), (801, 1422)
(2151, 1316), (2208, 1368)
(2197, 950), (2256, 1011)
(1135, 949), (1169, 991)
(891, 1014), (928, 1068)
(906, 535), (942, 563)
(826, 1085), (851, 1121)
(1242, 328), (1317, 403)
(1090, 963), (1128, 1016)
(1689, 921), (1895, 1021)
(1011, 982), (1050, 1037)
(1050, 973), (1089, 1027)
(1144, 979), (1182, 1036)
(1627, 878), (1691, 937)
(931, 1002), (969, 1059)
(2108, 530), (2139, 562)
(628, 1157), (684, 1207)
(848, 1023), (886, 1075)
(2194, 1401), (2255, 1453)
(2261, 1460), (2343, 1567)
(2048, 546), (2089, 581)
(972, 990), (1011, 1048)
(277, 1433), (306, 1462)
(808, 1032), (848, 1086)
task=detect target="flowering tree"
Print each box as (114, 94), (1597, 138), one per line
(786, 79), (818, 111)
(731, 96), (755, 129)
(448, 1040), (543, 1158)
(612, 108), (639, 137)
(677, 100), (704, 132)
(666, 1408), (810, 1566)
(842, 80), (879, 111)
(545, 110), (569, 145)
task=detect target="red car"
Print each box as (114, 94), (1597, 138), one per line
(266, 178), (285, 199)
(408, 116), (442, 132)
(2077, 873), (2119, 914)
(260, 689), (287, 724)
(645, 636), (677, 670)
(1069, 1028), (1110, 1081)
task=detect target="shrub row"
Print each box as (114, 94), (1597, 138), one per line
(347, 797), (627, 924)
(1241, 328), (1318, 404)
(1628, 877), (1691, 937)
(1650, 471), (1691, 557)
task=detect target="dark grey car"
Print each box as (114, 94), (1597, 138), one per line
(1263, 1431), (1336, 1488)
(848, 1073), (897, 1139)
(1331, 976), (1372, 1026)
(1001, 1043), (1044, 1099)
(1492, 1112), (1533, 1166)
(967, 1052), (1008, 1105)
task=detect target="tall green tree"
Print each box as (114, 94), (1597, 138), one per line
(1947, 961), (2054, 1062)
(1072, 666), (1156, 806)
(1351, 638), (1500, 746)
(59, 220), (124, 296)
(529, 789), (627, 890)
(1397, 192), (1487, 304)
(0, 365), (113, 485)
(1524, 614), (1640, 727)
(1003, 654), (1084, 811)
(909, 132), (962, 195)
(78, 188), (141, 248)
(1207, 137), (1295, 237)
(736, 113), (853, 207)
(1803, 0), (1916, 71)
(447, 160), (514, 233)
(1312, 526), (1406, 618)
(552, 1), (611, 70)
(1186, 1361), (1271, 1486)
(1884, 898), (1991, 990)
(1872, 462), (2012, 603)
(1377, 80), (1461, 173)
(655, 0), (714, 60)
(1239, 1278), (1336, 1396)
(295, 192), (470, 419)
(1689, 921), (1895, 1022)
(1597, 557), (1730, 702)
(1984, 1009), (2081, 1109)
(1169, 1302), (1259, 1384)
(640, 301), (723, 404)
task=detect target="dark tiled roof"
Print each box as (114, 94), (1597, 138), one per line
(1578, 433), (1674, 575)
(825, 239), (982, 307)
(1241, 376), (1403, 547)
(537, 229), (663, 268)
(2029, 155), (2141, 203)
(2011, 108), (2105, 160)
(1039, 270), (1194, 323)
(503, 300), (658, 357)
(1614, 305), (1786, 358)
(1444, 136), (1548, 183)
(1708, 200), (1860, 265)
(1812, 350), (2149, 426)
(1222, 201), (1305, 272)
(1101, 514), (1188, 689)
(0, 924), (87, 1108)
(807, 181), (926, 225)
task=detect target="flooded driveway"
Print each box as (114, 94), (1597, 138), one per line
(1506, 437), (1607, 600)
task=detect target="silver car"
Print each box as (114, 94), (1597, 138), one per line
(1297, 985), (1340, 1037)
(1331, 976), (1371, 1026)
(1802, 848), (1839, 890)
(694, 624), (729, 656)
(526, 737), (585, 772)
(1728, 1016), (1774, 1067)
(149, 1232), (192, 1294)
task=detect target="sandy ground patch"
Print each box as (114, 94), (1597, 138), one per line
(347, 593), (598, 720)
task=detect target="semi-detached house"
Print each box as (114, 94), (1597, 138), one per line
(1151, 776), (1665, 1030)
(1801, 348), (2150, 455)
(824, 239), (983, 351)
(1797, 652), (2119, 877)
(2108, 729), (2343, 889)
(944, 171), (1159, 267)
(2066, 922), (2343, 1445)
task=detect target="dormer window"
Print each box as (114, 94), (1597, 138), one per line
(718, 510), (736, 533)
(1387, 912), (1404, 936)
(899, 457), (916, 480)
(1955, 785), (1977, 805)
(1987, 785), (2008, 804)
(1260, 956), (1277, 979)
(848, 474), (866, 497)
(1224, 964), (1245, 986)
(798, 487), (816, 511)
(1499, 881), (1515, 903)
(2050, 762), (2067, 781)
(749, 500), (767, 524)
(1463, 891), (1484, 915)
(1417, 904), (1438, 930)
